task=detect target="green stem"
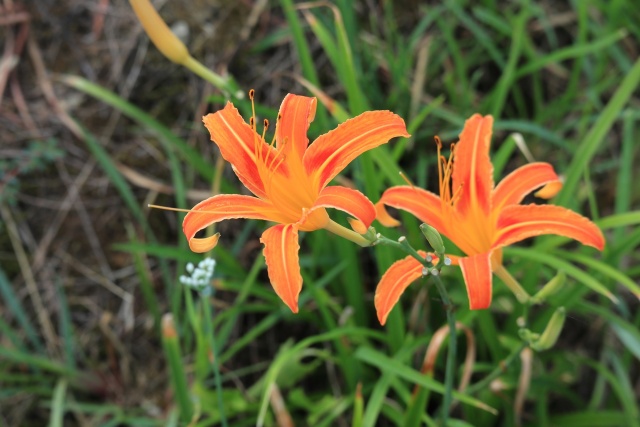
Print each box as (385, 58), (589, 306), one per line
(201, 295), (229, 427)
(493, 264), (531, 304)
(374, 234), (456, 424)
(323, 219), (371, 247)
(466, 343), (527, 395)
(377, 236), (427, 264)
(433, 274), (457, 424)
(183, 56), (242, 99)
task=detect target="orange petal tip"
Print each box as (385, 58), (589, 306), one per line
(375, 202), (401, 227)
(374, 253), (426, 325)
(535, 180), (563, 199)
(188, 233), (220, 253)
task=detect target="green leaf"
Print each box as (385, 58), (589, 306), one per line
(505, 247), (618, 304)
(557, 57), (640, 206)
(355, 347), (498, 414)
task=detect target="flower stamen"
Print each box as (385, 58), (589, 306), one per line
(399, 171), (415, 190)
(249, 89), (263, 164)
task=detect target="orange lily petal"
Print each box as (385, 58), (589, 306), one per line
(451, 114), (494, 216)
(534, 181), (563, 199)
(303, 111), (409, 190)
(375, 201), (401, 227)
(347, 217), (368, 235)
(276, 94), (317, 161)
(377, 186), (446, 233)
(459, 252), (493, 310)
(313, 186), (376, 228)
(188, 233), (220, 253)
(492, 162), (561, 211)
(375, 251), (427, 325)
(183, 194), (283, 253)
(494, 204), (605, 250)
(203, 103), (284, 199)
(260, 224), (303, 313)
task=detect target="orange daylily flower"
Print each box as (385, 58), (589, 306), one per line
(375, 114), (604, 323)
(183, 93), (409, 313)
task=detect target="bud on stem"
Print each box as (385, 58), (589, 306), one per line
(531, 271), (565, 304)
(531, 307), (566, 351)
(129, 0), (190, 65)
(420, 223), (445, 257)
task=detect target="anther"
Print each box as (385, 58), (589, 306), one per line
(249, 117), (254, 126)
(261, 119), (269, 148)
(249, 89), (255, 100)
(434, 135), (443, 149)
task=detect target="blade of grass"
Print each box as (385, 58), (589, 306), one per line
(393, 96), (445, 161)
(161, 314), (193, 422)
(548, 411), (628, 427)
(355, 346), (497, 414)
(256, 328), (386, 426)
(55, 281), (76, 370)
(613, 114), (635, 247)
(219, 261), (350, 364)
(578, 356), (640, 426)
(0, 266), (44, 352)
(279, 0), (329, 127)
(48, 379), (67, 427)
(59, 75), (224, 186)
(514, 29), (627, 80)
(125, 224), (162, 330)
(557, 57), (640, 207)
(504, 247), (618, 304)
(556, 250), (640, 298)
(488, 8), (528, 117)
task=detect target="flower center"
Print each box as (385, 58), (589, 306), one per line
(247, 90), (326, 228)
(436, 137), (492, 255)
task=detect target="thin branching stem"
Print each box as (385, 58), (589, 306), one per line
(374, 234), (457, 424)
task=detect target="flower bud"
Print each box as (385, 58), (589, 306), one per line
(419, 223), (445, 256)
(532, 307), (566, 351)
(129, 0), (190, 65)
(531, 271), (565, 304)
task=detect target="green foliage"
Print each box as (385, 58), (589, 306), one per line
(0, 139), (64, 205)
(3, 0), (639, 425)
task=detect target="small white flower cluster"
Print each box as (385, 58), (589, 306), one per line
(179, 258), (216, 292)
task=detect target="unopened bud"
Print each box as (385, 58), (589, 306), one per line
(130, 0), (190, 65)
(531, 272), (565, 304)
(419, 223), (445, 256)
(161, 313), (177, 339)
(532, 307), (566, 351)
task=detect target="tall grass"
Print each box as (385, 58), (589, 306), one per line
(2, 1), (639, 425)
